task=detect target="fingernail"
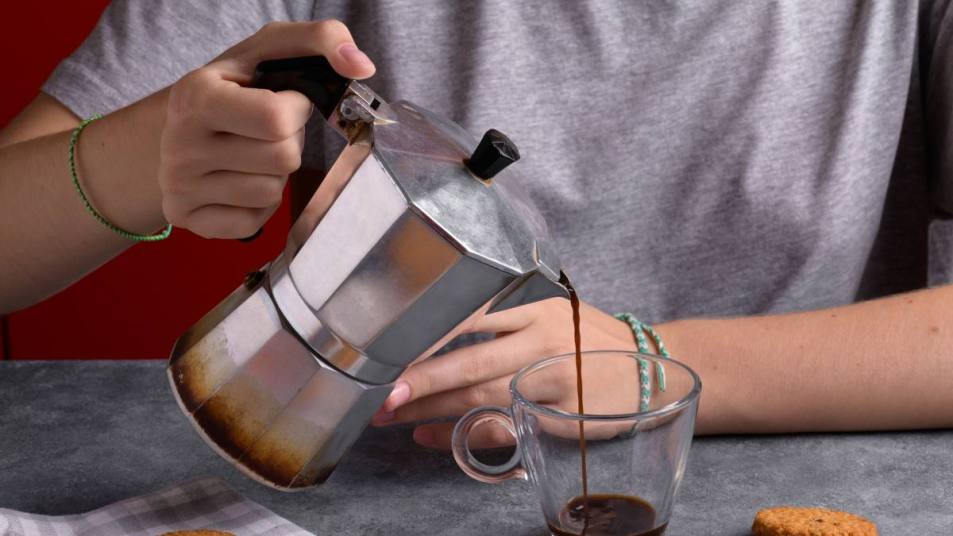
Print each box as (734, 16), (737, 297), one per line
(338, 43), (374, 67)
(370, 411), (396, 427)
(384, 381), (411, 411)
(413, 427), (434, 447)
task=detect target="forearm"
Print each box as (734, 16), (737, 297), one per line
(0, 90), (168, 312)
(661, 284), (953, 434)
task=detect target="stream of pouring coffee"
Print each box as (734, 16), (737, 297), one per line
(560, 272), (590, 531)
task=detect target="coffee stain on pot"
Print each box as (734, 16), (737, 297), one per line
(167, 271), (392, 490)
(169, 330), (234, 413)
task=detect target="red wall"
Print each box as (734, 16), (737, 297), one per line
(2, 2), (290, 359)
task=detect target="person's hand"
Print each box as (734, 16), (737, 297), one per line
(370, 297), (638, 449)
(159, 21), (375, 238)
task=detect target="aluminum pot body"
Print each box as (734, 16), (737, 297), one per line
(168, 59), (566, 490)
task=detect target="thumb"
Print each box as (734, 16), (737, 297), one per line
(216, 20), (376, 80)
(331, 43), (376, 80)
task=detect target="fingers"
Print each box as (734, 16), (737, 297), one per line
(159, 126), (301, 235)
(413, 422), (517, 451)
(201, 82), (314, 140)
(202, 131), (304, 175)
(164, 127), (304, 177)
(463, 305), (537, 334)
(217, 20), (376, 80)
(374, 376), (512, 426)
(374, 364), (572, 427)
(173, 204), (277, 240)
(380, 333), (532, 412)
(164, 170), (287, 218)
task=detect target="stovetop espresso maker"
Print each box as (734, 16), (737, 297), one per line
(168, 56), (566, 490)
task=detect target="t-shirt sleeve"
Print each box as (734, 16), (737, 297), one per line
(925, 0), (953, 284)
(926, 0), (953, 213)
(42, 0), (315, 118)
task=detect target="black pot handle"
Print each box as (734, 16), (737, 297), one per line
(250, 55), (351, 120)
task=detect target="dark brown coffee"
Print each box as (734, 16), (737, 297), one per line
(548, 494), (665, 536)
(560, 273), (590, 522)
(559, 273), (664, 536)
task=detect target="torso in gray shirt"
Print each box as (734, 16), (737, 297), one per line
(45, 0), (953, 322)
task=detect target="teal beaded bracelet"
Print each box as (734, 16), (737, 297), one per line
(615, 313), (668, 412)
(69, 115), (172, 242)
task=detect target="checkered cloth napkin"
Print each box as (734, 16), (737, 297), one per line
(0, 477), (313, 536)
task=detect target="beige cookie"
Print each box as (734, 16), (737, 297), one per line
(752, 506), (878, 536)
(160, 531), (235, 536)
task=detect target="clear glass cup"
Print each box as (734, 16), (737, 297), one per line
(451, 351), (701, 536)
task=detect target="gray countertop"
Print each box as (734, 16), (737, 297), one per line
(0, 361), (950, 535)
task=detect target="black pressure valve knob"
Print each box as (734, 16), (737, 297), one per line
(465, 129), (521, 180)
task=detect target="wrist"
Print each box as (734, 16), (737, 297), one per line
(614, 313), (665, 355)
(656, 317), (757, 435)
(609, 315), (640, 352)
(77, 90), (170, 235)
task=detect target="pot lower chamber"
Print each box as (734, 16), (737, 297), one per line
(168, 268), (391, 490)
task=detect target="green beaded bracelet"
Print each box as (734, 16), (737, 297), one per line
(69, 115), (172, 242)
(615, 312), (668, 412)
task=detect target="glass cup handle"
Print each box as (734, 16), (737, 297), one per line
(451, 406), (526, 484)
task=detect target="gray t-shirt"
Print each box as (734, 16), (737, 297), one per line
(44, 0), (953, 323)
